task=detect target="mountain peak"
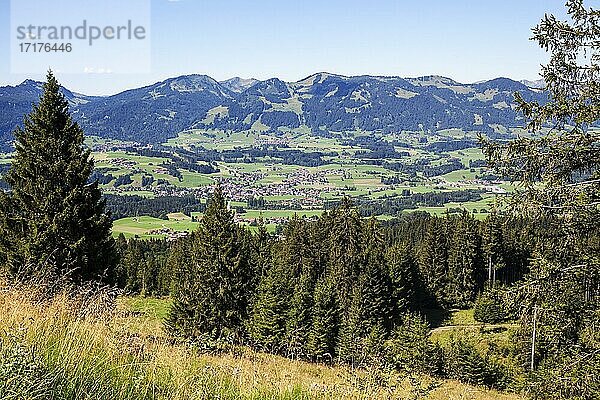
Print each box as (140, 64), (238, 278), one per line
(475, 77), (527, 92)
(296, 72), (347, 86)
(520, 78), (545, 89)
(153, 74), (234, 98)
(168, 74), (217, 88)
(220, 77), (259, 93)
(410, 75), (463, 85)
(0, 71), (549, 150)
(19, 79), (43, 89)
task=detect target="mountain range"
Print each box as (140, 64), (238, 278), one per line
(0, 73), (548, 150)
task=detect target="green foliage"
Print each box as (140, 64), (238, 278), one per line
(247, 264), (290, 353)
(417, 217), (449, 306)
(336, 220), (392, 367)
(112, 235), (171, 296)
(384, 313), (440, 374)
(284, 271), (314, 359)
(386, 242), (419, 314)
(165, 185), (253, 342)
(473, 289), (508, 324)
(514, 248), (600, 398)
(443, 336), (511, 390)
(109, 192), (548, 396)
(481, 211), (506, 285)
(0, 71), (115, 284)
(0, 313), (311, 400)
(334, 298), (387, 368)
(130, 196), (539, 380)
(278, 217), (322, 359)
(361, 219), (393, 328)
(417, 212), (485, 309)
(526, 348), (600, 400)
(306, 275), (338, 361)
(482, 2), (600, 398)
(326, 198), (365, 311)
(445, 212), (482, 308)
(0, 335), (55, 399)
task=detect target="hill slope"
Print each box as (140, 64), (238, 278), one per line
(0, 286), (524, 400)
(0, 73), (548, 149)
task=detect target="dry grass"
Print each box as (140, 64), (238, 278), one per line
(0, 286), (524, 399)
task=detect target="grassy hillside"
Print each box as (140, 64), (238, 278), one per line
(0, 285), (523, 400)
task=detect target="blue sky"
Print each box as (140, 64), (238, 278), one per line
(0, 0), (571, 95)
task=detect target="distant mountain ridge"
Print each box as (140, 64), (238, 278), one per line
(519, 79), (546, 89)
(0, 73), (548, 149)
(220, 77), (260, 93)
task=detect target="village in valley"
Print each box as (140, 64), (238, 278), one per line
(85, 130), (508, 239)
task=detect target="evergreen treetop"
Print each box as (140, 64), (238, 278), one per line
(0, 70), (115, 284)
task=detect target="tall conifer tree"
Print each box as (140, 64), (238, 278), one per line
(418, 217), (449, 306)
(248, 263), (290, 352)
(387, 242), (420, 315)
(166, 185), (251, 341)
(446, 213), (481, 308)
(327, 198), (364, 311)
(0, 71), (115, 283)
(285, 270), (315, 359)
(483, 1), (600, 395)
(482, 211), (505, 286)
(307, 275), (339, 361)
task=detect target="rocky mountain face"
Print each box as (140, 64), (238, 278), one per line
(219, 77), (260, 93)
(0, 73), (548, 149)
(519, 79), (546, 89)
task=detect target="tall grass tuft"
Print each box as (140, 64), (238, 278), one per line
(0, 283), (310, 400)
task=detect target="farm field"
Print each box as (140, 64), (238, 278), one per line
(112, 209), (325, 238)
(112, 216), (199, 239)
(3, 128), (513, 238)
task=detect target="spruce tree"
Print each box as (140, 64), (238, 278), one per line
(307, 275), (338, 362)
(336, 219), (391, 367)
(446, 213), (481, 308)
(166, 185), (251, 341)
(111, 233), (129, 288)
(482, 1), (600, 395)
(247, 263), (290, 352)
(249, 218), (272, 282)
(326, 198), (364, 311)
(417, 217), (449, 306)
(481, 211), (505, 287)
(336, 285), (366, 366)
(284, 270), (315, 359)
(163, 234), (198, 337)
(387, 242), (419, 315)
(0, 71), (115, 283)
(384, 313), (438, 374)
(360, 218), (392, 329)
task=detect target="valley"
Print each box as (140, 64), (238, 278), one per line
(2, 0), (598, 398)
(1, 120), (521, 239)
(89, 128), (504, 238)
(0, 73), (546, 238)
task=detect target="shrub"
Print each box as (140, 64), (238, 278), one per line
(384, 313), (441, 374)
(443, 337), (511, 390)
(473, 290), (507, 324)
